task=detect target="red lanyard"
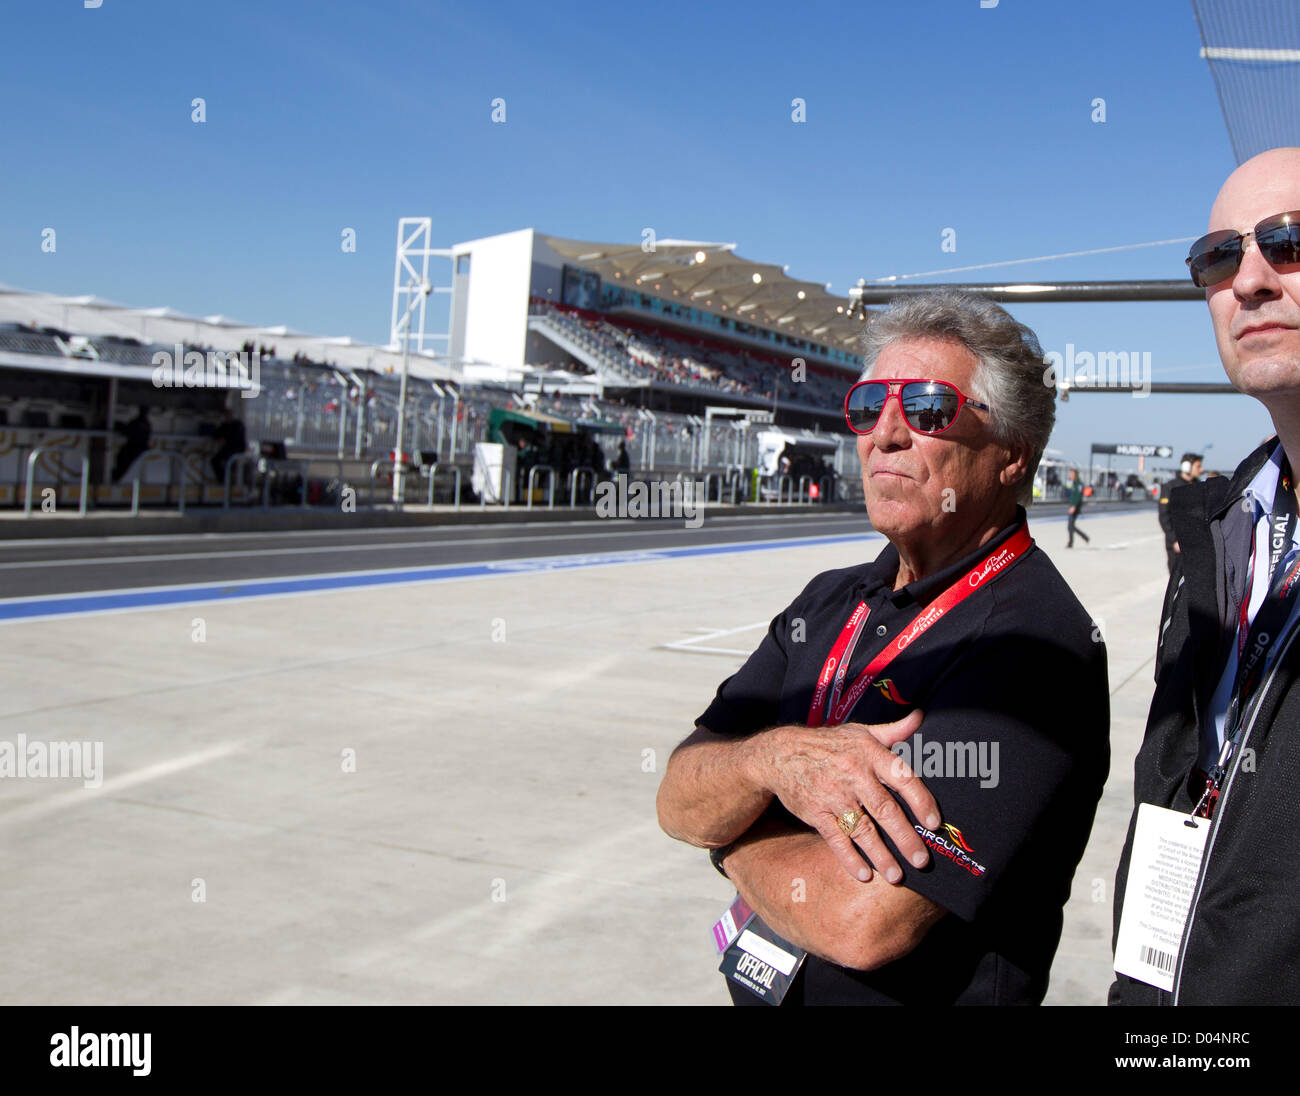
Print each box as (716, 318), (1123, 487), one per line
(806, 523), (1034, 728)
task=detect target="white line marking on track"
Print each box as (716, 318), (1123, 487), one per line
(662, 621), (768, 657)
(0, 739), (250, 826)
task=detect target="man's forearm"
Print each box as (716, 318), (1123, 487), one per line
(724, 821), (850, 966)
(722, 819), (945, 972)
(656, 725), (781, 848)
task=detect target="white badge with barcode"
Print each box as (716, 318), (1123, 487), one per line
(1114, 803), (1210, 992)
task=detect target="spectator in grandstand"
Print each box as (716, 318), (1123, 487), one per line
(210, 407), (248, 483)
(111, 406), (152, 483)
(657, 291), (1108, 1006)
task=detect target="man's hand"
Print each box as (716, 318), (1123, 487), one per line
(1174, 541), (1181, 554)
(747, 710), (939, 885)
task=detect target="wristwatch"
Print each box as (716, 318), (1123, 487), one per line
(709, 842), (736, 879)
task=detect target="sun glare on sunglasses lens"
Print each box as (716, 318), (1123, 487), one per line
(1187, 211), (1300, 287)
(845, 380), (973, 436)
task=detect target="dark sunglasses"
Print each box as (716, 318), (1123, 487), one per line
(843, 378), (990, 436)
(1186, 210), (1300, 288)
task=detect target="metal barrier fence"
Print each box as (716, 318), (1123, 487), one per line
(570, 466), (596, 507)
(707, 470), (728, 507)
(233, 359), (860, 488)
(24, 447), (90, 518)
(526, 465), (556, 510)
(422, 464), (463, 510)
(223, 454), (258, 509)
(137, 450), (187, 515)
(234, 361), (499, 464)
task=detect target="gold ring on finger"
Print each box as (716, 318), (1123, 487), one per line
(837, 808), (863, 837)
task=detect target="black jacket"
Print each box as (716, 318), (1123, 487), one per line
(1157, 475), (1191, 544)
(1110, 439), (1300, 1005)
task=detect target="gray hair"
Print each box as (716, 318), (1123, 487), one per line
(859, 290), (1055, 504)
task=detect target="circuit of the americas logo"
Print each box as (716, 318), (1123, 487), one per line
(914, 822), (987, 878)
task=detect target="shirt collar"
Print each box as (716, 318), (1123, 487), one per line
(1243, 440), (1293, 520)
(856, 507), (1028, 607)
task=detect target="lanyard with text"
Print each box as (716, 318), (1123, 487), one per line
(1195, 457), (1300, 820)
(806, 523), (1034, 728)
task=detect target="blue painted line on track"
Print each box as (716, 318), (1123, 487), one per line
(0, 508), (1152, 624)
(0, 532), (879, 623)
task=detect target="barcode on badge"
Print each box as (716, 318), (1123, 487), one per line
(1140, 944), (1175, 974)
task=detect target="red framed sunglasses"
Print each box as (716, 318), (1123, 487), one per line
(844, 378), (990, 436)
(1186, 210), (1300, 288)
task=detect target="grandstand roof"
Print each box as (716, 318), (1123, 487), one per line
(0, 285), (461, 382)
(538, 234), (866, 351)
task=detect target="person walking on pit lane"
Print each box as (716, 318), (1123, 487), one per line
(1066, 467), (1090, 548)
(1157, 452), (1202, 572)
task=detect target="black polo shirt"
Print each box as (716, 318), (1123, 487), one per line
(698, 510), (1110, 1005)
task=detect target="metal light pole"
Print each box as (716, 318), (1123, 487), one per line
(429, 381), (446, 456)
(353, 371), (366, 461)
(448, 386), (460, 459)
(392, 278), (431, 505)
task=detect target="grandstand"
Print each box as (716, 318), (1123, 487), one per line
(0, 231), (866, 512)
(476, 229), (863, 420)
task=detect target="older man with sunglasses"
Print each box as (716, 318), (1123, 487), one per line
(658, 290), (1110, 1006)
(1111, 148), (1300, 1006)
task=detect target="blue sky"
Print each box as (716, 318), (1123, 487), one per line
(0, 0), (1278, 472)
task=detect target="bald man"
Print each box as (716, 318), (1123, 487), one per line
(1111, 148), (1300, 1005)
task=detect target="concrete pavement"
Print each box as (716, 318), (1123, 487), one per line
(0, 509), (1167, 1004)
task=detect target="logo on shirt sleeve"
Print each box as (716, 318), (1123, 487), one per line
(942, 823), (974, 853)
(915, 820), (987, 878)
